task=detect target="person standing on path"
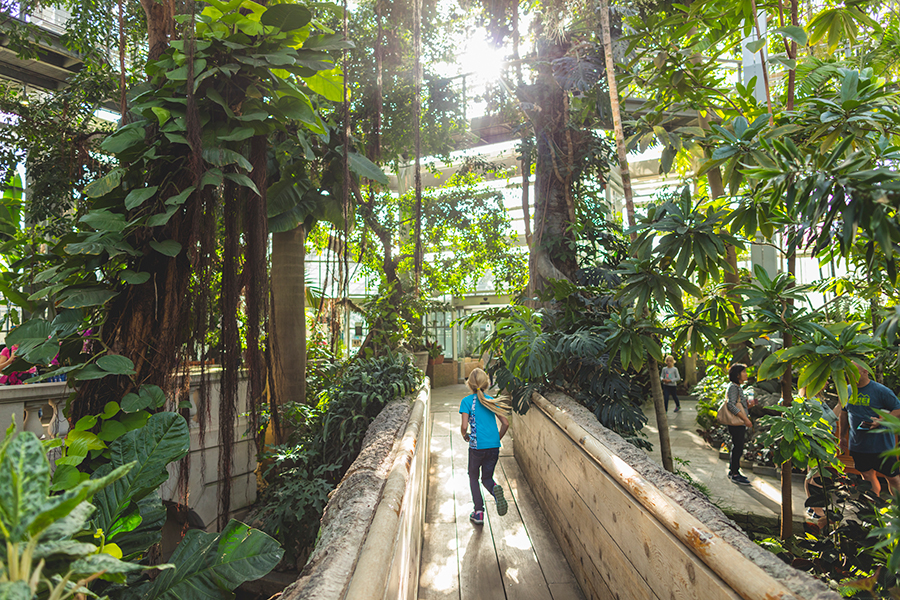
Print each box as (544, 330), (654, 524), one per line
(660, 355), (681, 412)
(460, 367), (510, 525)
(726, 363), (753, 486)
(838, 362), (900, 496)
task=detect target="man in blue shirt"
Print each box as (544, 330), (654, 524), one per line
(838, 363), (900, 495)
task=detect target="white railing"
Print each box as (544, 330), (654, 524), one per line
(0, 374), (255, 531)
(0, 381), (70, 440)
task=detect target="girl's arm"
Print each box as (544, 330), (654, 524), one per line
(498, 415), (509, 440)
(460, 413), (470, 441)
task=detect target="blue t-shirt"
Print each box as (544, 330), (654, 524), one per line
(845, 381), (900, 454)
(459, 393), (501, 450)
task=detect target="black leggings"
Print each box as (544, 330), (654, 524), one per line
(663, 385), (679, 410)
(468, 448), (500, 511)
(728, 425), (746, 476)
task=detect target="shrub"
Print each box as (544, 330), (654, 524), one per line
(256, 352), (422, 561)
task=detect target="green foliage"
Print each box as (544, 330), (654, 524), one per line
(467, 280), (651, 450)
(755, 400), (840, 470)
(256, 352), (422, 559)
(629, 187), (743, 287)
(0, 414), (282, 599)
(0, 424), (158, 600)
(121, 520), (283, 600)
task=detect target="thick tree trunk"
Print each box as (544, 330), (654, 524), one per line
(141, 0), (174, 62)
(271, 228), (307, 409)
(412, 0), (423, 291)
(780, 250), (797, 540)
(527, 36), (577, 298)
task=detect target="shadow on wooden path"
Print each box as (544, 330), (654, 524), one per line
(418, 384), (585, 600)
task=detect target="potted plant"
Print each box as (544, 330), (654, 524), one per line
(426, 340), (444, 365)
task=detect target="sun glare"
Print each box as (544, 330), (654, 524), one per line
(458, 37), (505, 83)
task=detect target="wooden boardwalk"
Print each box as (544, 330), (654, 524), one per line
(418, 384), (585, 600)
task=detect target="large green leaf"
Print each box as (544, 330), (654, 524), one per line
(0, 582), (32, 599)
(101, 124), (146, 155)
(83, 169), (124, 199)
(132, 520), (282, 599)
(97, 354), (136, 375)
(113, 495), (167, 560)
(0, 432), (51, 539)
(260, 3), (311, 31)
(5, 319), (53, 354)
(70, 552), (151, 576)
(303, 68), (344, 102)
(57, 289), (119, 309)
(91, 413), (189, 536)
(349, 153), (389, 185)
(302, 33), (354, 51)
(149, 240), (182, 257)
(124, 186), (159, 210)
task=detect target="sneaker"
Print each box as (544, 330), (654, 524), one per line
(469, 510), (484, 525)
(674, 406), (681, 413)
(730, 473), (751, 486)
(493, 484), (508, 516)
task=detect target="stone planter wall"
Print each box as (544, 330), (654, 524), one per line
(514, 391), (839, 600)
(282, 381), (431, 600)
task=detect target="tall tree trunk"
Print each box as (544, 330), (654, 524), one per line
(777, 0), (798, 540)
(412, 0), (423, 292)
(527, 34), (577, 299)
(373, 0), (383, 163)
(600, 0), (673, 472)
(780, 251), (796, 540)
(707, 164), (744, 331)
(271, 228), (307, 413)
(513, 4), (532, 249)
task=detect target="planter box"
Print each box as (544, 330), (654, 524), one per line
(754, 465), (778, 478)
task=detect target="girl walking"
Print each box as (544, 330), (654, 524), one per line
(660, 355), (681, 412)
(460, 368), (510, 524)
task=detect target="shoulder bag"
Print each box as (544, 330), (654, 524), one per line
(716, 400), (746, 427)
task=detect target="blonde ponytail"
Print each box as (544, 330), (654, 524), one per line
(466, 368), (512, 419)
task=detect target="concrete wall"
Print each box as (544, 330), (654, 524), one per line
(283, 382), (431, 600)
(159, 373), (257, 530)
(0, 375), (256, 532)
(514, 392), (839, 600)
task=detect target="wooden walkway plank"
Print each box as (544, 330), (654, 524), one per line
(426, 429), (457, 524)
(487, 459), (553, 600)
(418, 522), (460, 600)
(499, 457), (580, 590)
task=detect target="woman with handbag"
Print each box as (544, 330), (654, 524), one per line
(721, 363), (753, 485)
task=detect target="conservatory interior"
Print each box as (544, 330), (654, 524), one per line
(0, 0), (897, 599)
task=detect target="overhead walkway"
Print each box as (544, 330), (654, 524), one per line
(419, 384), (585, 600)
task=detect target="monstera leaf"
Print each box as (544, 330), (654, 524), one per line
(123, 520), (283, 600)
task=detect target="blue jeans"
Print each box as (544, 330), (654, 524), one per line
(468, 448), (499, 511)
